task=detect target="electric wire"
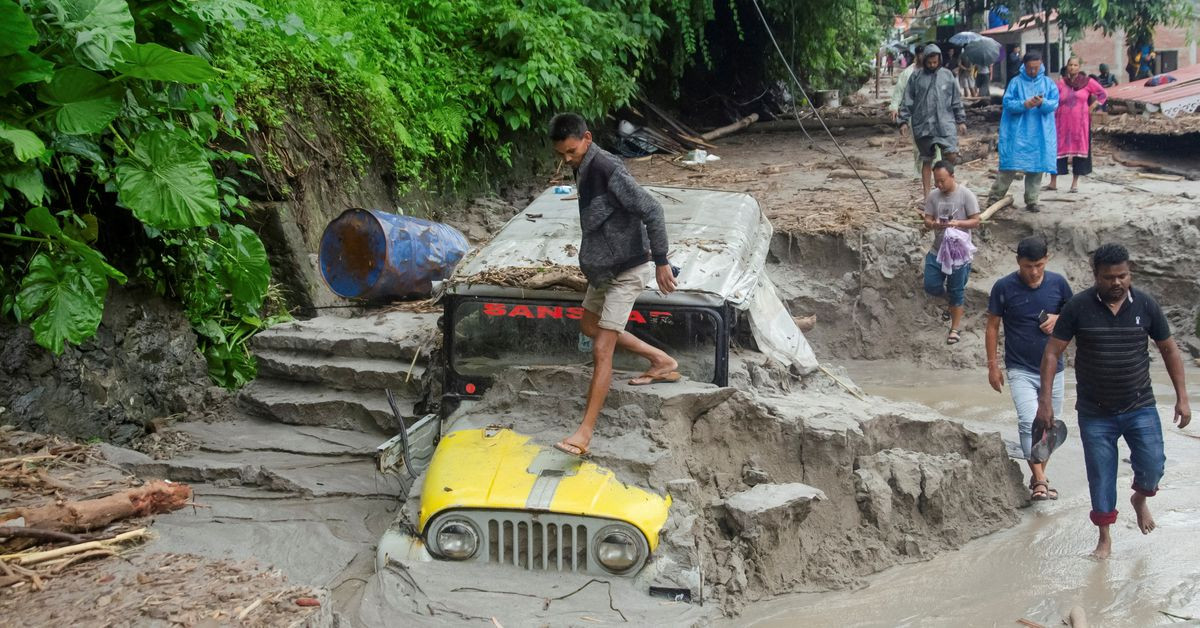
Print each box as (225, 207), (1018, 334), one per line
(749, 0), (883, 212)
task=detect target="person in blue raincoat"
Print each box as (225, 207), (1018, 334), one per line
(987, 51), (1059, 213)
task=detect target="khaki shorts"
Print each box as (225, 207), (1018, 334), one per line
(581, 261), (654, 332)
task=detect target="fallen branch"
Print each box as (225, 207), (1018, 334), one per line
(0, 527), (148, 565)
(700, 113), (759, 141)
(0, 526), (83, 544)
(1015, 619), (1045, 628)
(979, 195), (1013, 221)
(1067, 605), (1089, 627)
(13, 480), (191, 532)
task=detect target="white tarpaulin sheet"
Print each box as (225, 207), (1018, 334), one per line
(451, 186), (819, 371)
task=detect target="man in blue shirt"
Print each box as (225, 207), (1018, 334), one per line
(986, 237), (1073, 500)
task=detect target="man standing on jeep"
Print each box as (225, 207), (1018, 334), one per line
(548, 113), (679, 457)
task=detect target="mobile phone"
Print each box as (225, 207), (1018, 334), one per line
(1038, 310), (1049, 324)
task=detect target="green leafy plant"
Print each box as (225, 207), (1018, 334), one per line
(0, 0), (279, 387)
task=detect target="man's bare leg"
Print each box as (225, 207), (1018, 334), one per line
(581, 311), (676, 377)
(921, 161), (933, 199)
(559, 312), (677, 453)
(1093, 525), (1112, 559)
(1048, 173), (1058, 190)
(1029, 460), (1047, 485)
(558, 326), (619, 455)
(1131, 492), (1156, 534)
(948, 304), (964, 331)
(1070, 173), (1080, 192)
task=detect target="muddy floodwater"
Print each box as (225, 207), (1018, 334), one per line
(736, 359), (1200, 628)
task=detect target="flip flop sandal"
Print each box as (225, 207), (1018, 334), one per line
(1030, 480), (1051, 501)
(946, 329), (961, 345)
(553, 441), (589, 457)
(629, 371), (682, 386)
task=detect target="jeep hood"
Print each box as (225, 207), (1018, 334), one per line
(418, 427), (671, 549)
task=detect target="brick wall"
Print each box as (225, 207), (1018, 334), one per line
(1068, 25), (1195, 77)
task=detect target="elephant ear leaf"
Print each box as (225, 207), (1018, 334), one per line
(55, 0), (135, 70)
(0, 0), (39, 56)
(114, 129), (219, 229)
(115, 42), (217, 82)
(37, 67), (124, 135)
(217, 224), (270, 311)
(16, 253), (107, 355)
(0, 121), (46, 162)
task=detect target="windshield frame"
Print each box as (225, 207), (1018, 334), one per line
(442, 295), (729, 404)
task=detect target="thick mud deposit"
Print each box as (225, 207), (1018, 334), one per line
(362, 361), (1026, 622)
(0, 287), (224, 443)
(771, 189), (1200, 369)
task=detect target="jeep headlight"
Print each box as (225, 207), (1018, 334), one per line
(593, 525), (643, 574)
(432, 518), (479, 560)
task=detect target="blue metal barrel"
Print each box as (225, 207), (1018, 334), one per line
(319, 208), (469, 300)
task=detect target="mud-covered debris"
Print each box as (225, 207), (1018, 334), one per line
(722, 482), (825, 538)
(0, 551), (329, 627)
(455, 263), (587, 292)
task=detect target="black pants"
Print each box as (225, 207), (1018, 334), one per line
(1057, 137), (1093, 176)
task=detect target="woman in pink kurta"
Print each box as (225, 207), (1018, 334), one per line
(1049, 57), (1108, 192)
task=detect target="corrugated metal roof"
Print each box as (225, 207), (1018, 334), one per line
(1107, 64), (1200, 105)
(980, 10), (1057, 35)
(449, 186), (772, 307)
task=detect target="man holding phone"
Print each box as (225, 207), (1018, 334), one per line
(987, 51), (1059, 212)
(985, 237), (1073, 500)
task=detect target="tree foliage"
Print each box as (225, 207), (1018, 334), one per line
(0, 0), (281, 387)
(1006, 0), (1195, 47)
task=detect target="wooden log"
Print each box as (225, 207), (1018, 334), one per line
(1136, 172), (1184, 182)
(979, 195), (1013, 221)
(1114, 155), (1195, 180)
(744, 117), (892, 134)
(14, 480), (191, 532)
(700, 113), (760, 141)
(1067, 605), (1089, 628)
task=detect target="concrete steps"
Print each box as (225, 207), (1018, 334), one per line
(251, 312), (439, 361)
(256, 349), (425, 393)
(240, 311), (439, 432)
(239, 379), (414, 433)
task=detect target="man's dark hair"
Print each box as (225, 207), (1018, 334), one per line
(915, 43), (925, 55)
(1022, 50), (1042, 64)
(549, 113), (588, 142)
(1016, 236), (1048, 261)
(1092, 243), (1130, 270)
(931, 160), (955, 175)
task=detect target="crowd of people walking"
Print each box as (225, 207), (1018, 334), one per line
(884, 41), (1191, 560)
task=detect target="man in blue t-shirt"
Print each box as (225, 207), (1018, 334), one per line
(985, 237), (1073, 501)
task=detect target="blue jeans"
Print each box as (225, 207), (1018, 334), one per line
(923, 252), (970, 307)
(1008, 368), (1064, 459)
(1078, 406), (1166, 526)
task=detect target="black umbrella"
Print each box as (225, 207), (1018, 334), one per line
(961, 37), (1002, 66)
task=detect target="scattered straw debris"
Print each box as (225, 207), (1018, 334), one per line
(454, 263), (587, 292)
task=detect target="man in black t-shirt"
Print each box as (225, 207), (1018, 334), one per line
(1036, 244), (1191, 559)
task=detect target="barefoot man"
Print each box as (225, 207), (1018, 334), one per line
(1037, 243), (1191, 558)
(549, 113), (679, 457)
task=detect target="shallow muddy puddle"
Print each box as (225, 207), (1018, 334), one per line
(735, 359), (1200, 628)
